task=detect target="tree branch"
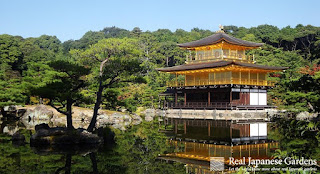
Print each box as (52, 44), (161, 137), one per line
(49, 101), (68, 115)
(71, 81), (84, 92)
(100, 57), (109, 76)
(102, 72), (120, 88)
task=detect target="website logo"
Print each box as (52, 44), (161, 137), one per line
(210, 157), (225, 171)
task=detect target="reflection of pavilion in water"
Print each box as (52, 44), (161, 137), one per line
(160, 140), (278, 173)
(165, 118), (269, 145)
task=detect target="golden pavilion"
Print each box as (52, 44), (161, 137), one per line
(158, 26), (287, 110)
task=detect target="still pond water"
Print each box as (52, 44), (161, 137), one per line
(0, 117), (319, 174)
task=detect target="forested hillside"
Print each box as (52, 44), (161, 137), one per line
(1, 25), (319, 113)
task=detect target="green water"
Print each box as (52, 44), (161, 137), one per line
(0, 120), (186, 174)
(1, 117), (320, 174)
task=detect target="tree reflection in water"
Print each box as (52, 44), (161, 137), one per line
(0, 120), (186, 174)
(269, 118), (320, 160)
(54, 153), (98, 174)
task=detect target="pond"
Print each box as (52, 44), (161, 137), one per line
(0, 119), (187, 174)
(0, 116), (319, 173)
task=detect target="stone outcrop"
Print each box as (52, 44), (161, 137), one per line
(97, 113), (139, 130)
(30, 124), (103, 146)
(3, 105), (17, 112)
(131, 114), (142, 125)
(22, 105), (54, 121)
(3, 125), (19, 135)
(1, 105), (21, 118)
(296, 111), (318, 120)
(141, 108), (157, 122)
(17, 105), (144, 130)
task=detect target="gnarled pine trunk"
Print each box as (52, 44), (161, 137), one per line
(87, 58), (108, 132)
(66, 98), (73, 130)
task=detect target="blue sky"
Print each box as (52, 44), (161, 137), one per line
(1, 0), (319, 42)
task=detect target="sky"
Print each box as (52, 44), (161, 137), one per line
(1, 0), (319, 42)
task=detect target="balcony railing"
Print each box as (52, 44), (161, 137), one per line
(167, 78), (275, 87)
(165, 102), (275, 110)
(166, 102), (232, 109)
(186, 54), (255, 64)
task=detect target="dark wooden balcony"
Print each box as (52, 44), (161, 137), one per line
(164, 102), (274, 110)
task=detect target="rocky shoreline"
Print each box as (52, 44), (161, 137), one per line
(1, 105), (164, 135)
(2, 105), (161, 146)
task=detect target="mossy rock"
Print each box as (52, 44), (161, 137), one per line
(30, 126), (103, 146)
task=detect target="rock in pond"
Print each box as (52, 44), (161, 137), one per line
(12, 132), (26, 142)
(30, 124), (103, 146)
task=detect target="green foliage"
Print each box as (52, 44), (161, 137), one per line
(0, 34), (23, 67)
(32, 59), (90, 103)
(1, 24), (320, 112)
(73, 38), (145, 112)
(271, 118), (320, 160)
(0, 35), (26, 107)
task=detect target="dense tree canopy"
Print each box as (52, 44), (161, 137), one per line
(1, 24), (320, 114)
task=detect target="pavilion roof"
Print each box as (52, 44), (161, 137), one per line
(177, 32), (264, 48)
(156, 61), (287, 72)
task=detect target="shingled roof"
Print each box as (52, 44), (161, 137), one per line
(157, 61), (287, 72)
(177, 32), (264, 48)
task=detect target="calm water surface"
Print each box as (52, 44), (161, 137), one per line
(0, 117), (319, 174)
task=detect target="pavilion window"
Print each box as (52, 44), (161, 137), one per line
(216, 72), (221, 82)
(223, 49), (229, 58)
(209, 72), (215, 84)
(204, 50), (211, 59)
(225, 71), (231, 81)
(186, 75), (193, 86)
(232, 92), (240, 100)
(238, 50), (244, 59)
(230, 50), (237, 58)
(199, 74), (208, 85)
(191, 51), (196, 61)
(221, 72), (225, 82)
(194, 75), (200, 85)
(250, 72), (258, 84)
(259, 73), (266, 81)
(241, 71), (249, 84)
(232, 71), (240, 81)
(214, 50), (221, 58)
(197, 51), (204, 60)
(209, 50), (213, 58)
(258, 72), (266, 85)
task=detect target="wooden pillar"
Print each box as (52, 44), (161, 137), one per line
(208, 91), (210, 106)
(175, 92), (178, 106)
(249, 71), (251, 84)
(245, 124), (247, 137)
(174, 120), (178, 134)
(230, 89), (233, 106)
(184, 120), (187, 134)
(175, 73), (177, 86)
(230, 121), (233, 139)
(208, 121), (211, 136)
(184, 92), (187, 106)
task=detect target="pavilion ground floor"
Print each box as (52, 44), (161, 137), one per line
(160, 86), (273, 110)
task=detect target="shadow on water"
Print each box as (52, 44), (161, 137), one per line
(0, 119), (187, 174)
(2, 115), (319, 173)
(31, 145), (100, 174)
